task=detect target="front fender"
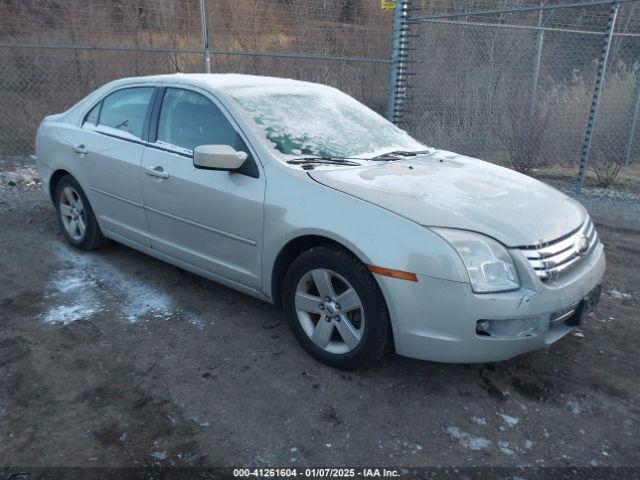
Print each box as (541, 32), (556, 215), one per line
(260, 163), (469, 301)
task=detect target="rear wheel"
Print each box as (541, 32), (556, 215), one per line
(55, 175), (109, 251)
(282, 246), (391, 370)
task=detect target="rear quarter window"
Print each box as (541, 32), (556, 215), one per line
(84, 102), (101, 125)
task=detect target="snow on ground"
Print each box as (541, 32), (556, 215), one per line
(42, 303), (102, 325)
(605, 288), (631, 299)
(498, 413), (520, 428)
(470, 416), (487, 426)
(445, 426), (491, 451)
(41, 241), (203, 328)
(498, 440), (514, 455)
(41, 271), (101, 325)
(566, 400), (584, 415)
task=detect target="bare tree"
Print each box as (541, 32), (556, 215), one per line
(502, 105), (550, 175)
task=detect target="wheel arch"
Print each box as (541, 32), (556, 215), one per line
(48, 168), (72, 202)
(270, 234), (370, 308)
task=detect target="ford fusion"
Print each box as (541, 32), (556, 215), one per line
(35, 74), (604, 369)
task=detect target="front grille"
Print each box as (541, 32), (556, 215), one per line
(518, 217), (598, 281)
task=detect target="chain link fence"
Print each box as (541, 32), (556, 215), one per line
(0, 0), (639, 192)
(0, 0), (392, 157)
(390, 0), (640, 191)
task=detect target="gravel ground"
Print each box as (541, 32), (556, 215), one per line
(546, 179), (640, 232)
(0, 158), (639, 468)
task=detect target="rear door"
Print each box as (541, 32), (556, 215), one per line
(140, 87), (265, 289)
(73, 86), (156, 247)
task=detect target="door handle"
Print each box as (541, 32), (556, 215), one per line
(72, 144), (88, 155)
(145, 166), (169, 179)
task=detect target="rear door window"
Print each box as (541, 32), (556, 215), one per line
(98, 87), (154, 139)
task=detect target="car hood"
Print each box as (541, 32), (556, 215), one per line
(308, 150), (586, 247)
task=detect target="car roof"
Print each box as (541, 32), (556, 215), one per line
(117, 73), (330, 94)
(62, 73), (342, 128)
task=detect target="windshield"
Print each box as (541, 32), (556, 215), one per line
(227, 85), (427, 159)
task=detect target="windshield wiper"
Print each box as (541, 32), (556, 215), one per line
(286, 157), (362, 169)
(372, 150), (432, 160)
(286, 150), (432, 169)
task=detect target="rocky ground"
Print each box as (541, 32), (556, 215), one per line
(0, 157), (638, 468)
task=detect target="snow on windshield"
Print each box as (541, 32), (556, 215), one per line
(227, 85), (426, 159)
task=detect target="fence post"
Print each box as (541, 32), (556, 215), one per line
(623, 69), (640, 165)
(529, 4), (545, 121)
(387, 0), (409, 124)
(199, 0), (211, 73)
(387, 1), (403, 122)
(575, 0), (619, 193)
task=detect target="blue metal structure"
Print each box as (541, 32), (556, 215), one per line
(623, 69), (640, 165)
(575, 0), (620, 193)
(387, 0), (411, 124)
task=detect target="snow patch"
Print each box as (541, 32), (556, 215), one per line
(112, 276), (182, 324)
(499, 413), (520, 428)
(445, 426), (491, 451)
(41, 242), (202, 328)
(41, 271), (102, 325)
(192, 417), (210, 427)
(606, 289), (631, 299)
(470, 416), (487, 426)
(56, 275), (92, 293)
(41, 303), (100, 325)
(498, 441), (514, 455)
(566, 400), (583, 415)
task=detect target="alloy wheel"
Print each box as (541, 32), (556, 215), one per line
(59, 186), (86, 241)
(294, 268), (365, 354)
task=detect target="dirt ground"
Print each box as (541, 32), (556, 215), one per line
(0, 158), (638, 469)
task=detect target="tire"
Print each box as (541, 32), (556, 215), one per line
(54, 175), (109, 251)
(282, 245), (391, 370)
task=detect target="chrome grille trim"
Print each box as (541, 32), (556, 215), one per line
(518, 217), (598, 281)
(550, 306), (578, 325)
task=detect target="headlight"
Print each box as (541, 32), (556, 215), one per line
(432, 228), (520, 293)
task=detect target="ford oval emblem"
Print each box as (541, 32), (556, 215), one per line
(575, 235), (590, 256)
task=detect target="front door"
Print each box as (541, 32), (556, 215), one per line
(140, 87), (264, 290)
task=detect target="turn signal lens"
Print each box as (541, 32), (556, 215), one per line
(367, 264), (418, 282)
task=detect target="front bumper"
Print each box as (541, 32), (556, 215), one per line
(376, 241), (605, 363)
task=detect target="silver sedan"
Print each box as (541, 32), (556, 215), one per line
(35, 74), (605, 369)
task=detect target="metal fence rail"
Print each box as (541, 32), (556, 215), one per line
(0, 0), (639, 192)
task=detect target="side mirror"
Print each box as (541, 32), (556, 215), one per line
(193, 145), (248, 171)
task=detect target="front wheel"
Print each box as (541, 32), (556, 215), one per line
(282, 246), (391, 370)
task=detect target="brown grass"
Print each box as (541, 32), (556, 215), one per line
(534, 162), (640, 193)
